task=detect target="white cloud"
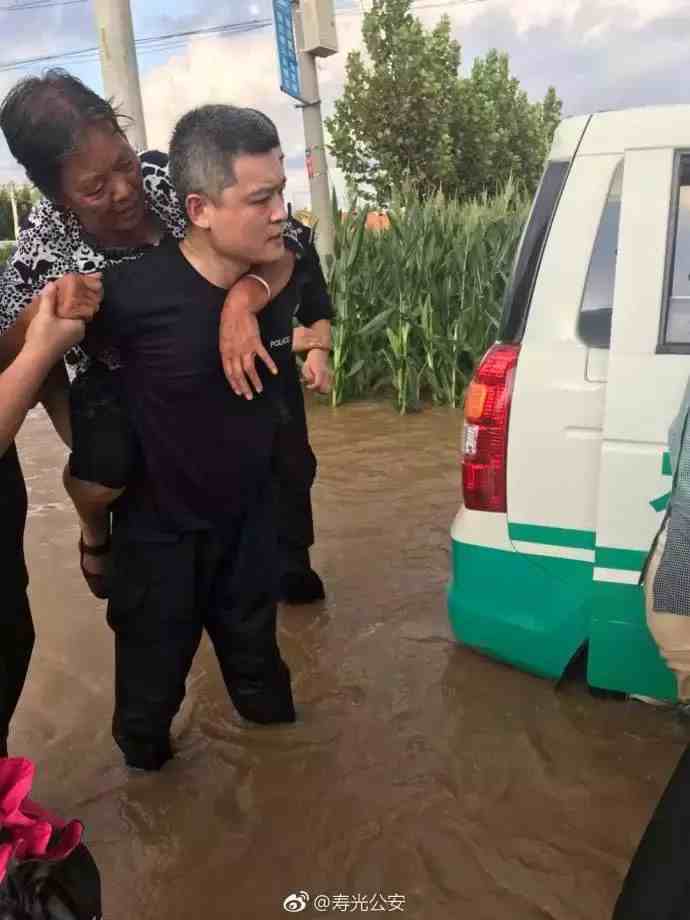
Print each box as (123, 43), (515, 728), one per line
(451, 0), (683, 34)
(4, 0), (690, 197)
(141, 19), (363, 209)
(132, 1), (690, 206)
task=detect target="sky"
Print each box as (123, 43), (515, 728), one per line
(1, 0), (690, 207)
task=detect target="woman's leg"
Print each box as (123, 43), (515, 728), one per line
(0, 591), (34, 756)
(66, 364), (134, 593)
(62, 465), (122, 572)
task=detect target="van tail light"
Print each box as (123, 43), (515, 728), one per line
(462, 344), (520, 512)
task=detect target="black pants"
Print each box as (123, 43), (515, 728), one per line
(613, 744), (690, 919)
(274, 363), (317, 576)
(0, 592), (34, 756)
(107, 492), (295, 769)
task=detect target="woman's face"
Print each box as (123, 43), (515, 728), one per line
(59, 123), (146, 243)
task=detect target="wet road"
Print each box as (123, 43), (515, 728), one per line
(12, 399), (687, 919)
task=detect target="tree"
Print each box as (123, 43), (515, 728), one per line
(0, 184), (39, 239)
(326, 0), (461, 205)
(327, 0), (563, 205)
(453, 50), (561, 199)
(541, 86), (563, 150)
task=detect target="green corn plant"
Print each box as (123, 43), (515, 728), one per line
(326, 180), (529, 412)
(382, 296), (422, 414)
(329, 205), (369, 406)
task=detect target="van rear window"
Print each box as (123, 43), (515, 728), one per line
(577, 161), (623, 349)
(662, 155), (690, 350)
(499, 160), (569, 343)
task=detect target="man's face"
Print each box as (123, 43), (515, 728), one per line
(202, 147), (287, 265)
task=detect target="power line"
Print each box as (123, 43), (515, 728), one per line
(337, 0), (489, 14)
(0, 0), (490, 72)
(0, 19), (272, 71)
(411, 0), (490, 10)
(0, 1), (87, 10)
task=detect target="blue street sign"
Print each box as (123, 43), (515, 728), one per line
(273, 0), (302, 101)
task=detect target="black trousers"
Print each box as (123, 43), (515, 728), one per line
(613, 744), (690, 919)
(274, 362), (317, 575)
(107, 490), (295, 769)
(0, 591), (34, 756)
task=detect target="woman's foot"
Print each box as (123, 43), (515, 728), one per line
(79, 533), (112, 599)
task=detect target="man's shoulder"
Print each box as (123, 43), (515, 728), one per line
(103, 250), (150, 291)
(102, 241), (179, 319)
(106, 238), (178, 282)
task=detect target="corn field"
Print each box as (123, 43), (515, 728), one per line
(327, 182), (530, 412)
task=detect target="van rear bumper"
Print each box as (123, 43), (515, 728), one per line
(447, 528), (589, 680)
(448, 509), (677, 697)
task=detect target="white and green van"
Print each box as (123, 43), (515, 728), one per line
(448, 106), (690, 700)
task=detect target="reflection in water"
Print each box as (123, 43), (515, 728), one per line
(13, 401), (686, 919)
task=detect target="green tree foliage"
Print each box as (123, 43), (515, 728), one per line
(0, 184), (39, 240)
(326, 0), (562, 205)
(327, 0), (461, 205)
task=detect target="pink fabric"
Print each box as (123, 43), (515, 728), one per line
(0, 757), (83, 884)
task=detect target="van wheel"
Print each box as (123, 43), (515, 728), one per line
(554, 642), (588, 690)
(587, 685), (626, 700)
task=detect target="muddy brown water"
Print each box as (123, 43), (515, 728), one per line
(11, 399), (686, 919)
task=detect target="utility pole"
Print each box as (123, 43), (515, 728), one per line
(291, 0), (336, 269)
(92, 0), (147, 150)
(8, 183), (19, 240)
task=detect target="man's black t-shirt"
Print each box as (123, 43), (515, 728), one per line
(89, 236), (307, 533)
(0, 443), (28, 597)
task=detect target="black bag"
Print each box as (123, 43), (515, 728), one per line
(0, 842), (101, 920)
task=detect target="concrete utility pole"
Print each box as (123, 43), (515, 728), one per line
(292, 1), (336, 269)
(92, 0), (147, 150)
(8, 183), (19, 240)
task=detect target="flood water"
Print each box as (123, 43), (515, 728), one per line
(11, 398), (687, 919)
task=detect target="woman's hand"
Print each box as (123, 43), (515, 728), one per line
(25, 283), (85, 361)
(301, 348), (332, 394)
(220, 301), (277, 400)
(55, 272), (103, 322)
(219, 253), (296, 399)
(292, 325), (330, 353)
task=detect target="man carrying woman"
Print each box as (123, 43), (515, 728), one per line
(0, 69), (332, 761)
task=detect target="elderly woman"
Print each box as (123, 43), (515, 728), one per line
(0, 69), (299, 755)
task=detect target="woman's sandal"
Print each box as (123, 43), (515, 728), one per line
(79, 534), (111, 600)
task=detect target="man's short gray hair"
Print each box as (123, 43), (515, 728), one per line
(169, 104), (280, 217)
